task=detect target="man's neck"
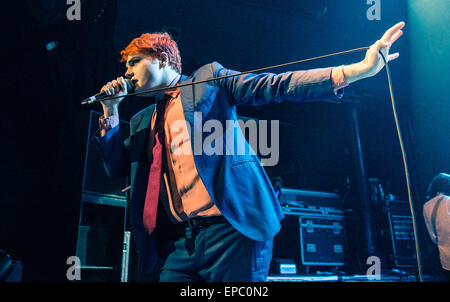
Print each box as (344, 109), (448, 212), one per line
(151, 71), (180, 101)
(167, 73), (181, 87)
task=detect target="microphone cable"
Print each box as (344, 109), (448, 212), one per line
(84, 47), (369, 103)
(378, 50), (423, 282)
(85, 46), (424, 281)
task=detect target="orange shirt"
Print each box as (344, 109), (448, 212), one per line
(153, 88), (221, 222)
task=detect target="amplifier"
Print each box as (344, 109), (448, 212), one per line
(273, 206), (345, 270)
(371, 199), (417, 269)
(384, 200), (416, 268)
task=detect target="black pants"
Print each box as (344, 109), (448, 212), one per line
(153, 217), (272, 282)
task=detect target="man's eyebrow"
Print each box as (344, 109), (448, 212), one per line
(126, 56), (141, 67)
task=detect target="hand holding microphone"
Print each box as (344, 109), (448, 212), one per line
(100, 76), (131, 106)
(81, 76), (134, 117)
(81, 76), (134, 105)
(100, 76), (132, 117)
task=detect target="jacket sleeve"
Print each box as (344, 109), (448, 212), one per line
(212, 62), (343, 106)
(92, 124), (130, 179)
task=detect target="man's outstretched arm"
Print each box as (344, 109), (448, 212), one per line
(216, 21), (405, 106)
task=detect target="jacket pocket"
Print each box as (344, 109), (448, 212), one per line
(231, 159), (255, 167)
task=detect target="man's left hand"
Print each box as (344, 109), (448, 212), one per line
(362, 21), (405, 77)
(343, 21), (405, 84)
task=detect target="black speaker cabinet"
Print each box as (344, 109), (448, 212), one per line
(81, 110), (130, 204)
(75, 110), (131, 282)
(75, 202), (125, 281)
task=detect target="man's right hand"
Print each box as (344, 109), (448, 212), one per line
(100, 76), (129, 117)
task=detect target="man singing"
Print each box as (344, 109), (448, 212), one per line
(94, 22), (405, 281)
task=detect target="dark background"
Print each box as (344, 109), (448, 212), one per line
(1, 0), (448, 281)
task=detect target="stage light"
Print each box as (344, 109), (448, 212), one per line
(45, 40), (58, 51)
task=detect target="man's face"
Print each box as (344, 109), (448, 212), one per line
(125, 51), (165, 95)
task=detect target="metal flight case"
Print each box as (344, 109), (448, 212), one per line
(271, 188), (346, 274)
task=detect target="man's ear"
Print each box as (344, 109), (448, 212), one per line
(159, 52), (169, 69)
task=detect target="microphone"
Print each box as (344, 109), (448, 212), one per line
(81, 78), (135, 105)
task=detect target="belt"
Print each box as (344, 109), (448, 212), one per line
(181, 215), (228, 228)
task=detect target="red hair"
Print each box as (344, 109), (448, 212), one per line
(120, 32), (182, 74)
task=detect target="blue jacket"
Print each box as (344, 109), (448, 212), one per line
(94, 62), (343, 271)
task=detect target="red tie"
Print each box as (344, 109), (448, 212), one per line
(142, 99), (167, 234)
